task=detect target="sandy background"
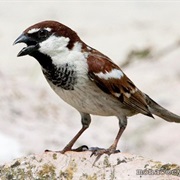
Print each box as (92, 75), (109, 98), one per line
(0, 1), (180, 164)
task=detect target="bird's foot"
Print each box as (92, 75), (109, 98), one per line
(44, 145), (89, 154)
(89, 146), (120, 166)
(90, 147), (120, 157)
(72, 145), (89, 152)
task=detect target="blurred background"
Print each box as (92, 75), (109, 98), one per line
(0, 1), (180, 164)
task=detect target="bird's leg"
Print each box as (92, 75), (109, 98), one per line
(91, 116), (127, 157)
(45, 113), (91, 153)
(61, 113), (91, 153)
(107, 125), (126, 153)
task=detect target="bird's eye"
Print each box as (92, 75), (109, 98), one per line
(38, 29), (49, 39)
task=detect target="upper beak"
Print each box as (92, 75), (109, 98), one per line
(13, 34), (38, 57)
(13, 33), (30, 45)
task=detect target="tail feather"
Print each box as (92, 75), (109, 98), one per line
(146, 94), (180, 123)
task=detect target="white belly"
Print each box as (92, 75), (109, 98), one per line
(47, 79), (125, 116)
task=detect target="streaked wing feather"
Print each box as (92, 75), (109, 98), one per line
(87, 51), (152, 117)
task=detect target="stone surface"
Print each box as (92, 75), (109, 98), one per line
(0, 2), (180, 165)
(0, 152), (180, 180)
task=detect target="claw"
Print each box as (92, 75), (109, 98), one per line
(72, 145), (89, 152)
(90, 147), (105, 157)
(44, 145), (89, 154)
(90, 147), (121, 166)
(90, 147), (120, 157)
(44, 149), (62, 153)
(44, 149), (51, 152)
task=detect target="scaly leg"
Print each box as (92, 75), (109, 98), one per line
(46, 112), (91, 153)
(91, 116), (127, 157)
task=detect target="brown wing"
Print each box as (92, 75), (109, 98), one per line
(87, 49), (153, 117)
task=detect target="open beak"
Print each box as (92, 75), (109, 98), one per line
(13, 34), (38, 57)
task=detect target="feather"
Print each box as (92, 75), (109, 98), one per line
(87, 51), (153, 117)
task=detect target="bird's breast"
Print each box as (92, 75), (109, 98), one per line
(45, 75), (131, 117)
(42, 63), (77, 90)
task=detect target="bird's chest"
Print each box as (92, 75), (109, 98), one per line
(42, 63), (77, 90)
(42, 62), (129, 116)
(45, 73), (123, 116)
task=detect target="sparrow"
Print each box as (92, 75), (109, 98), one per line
(14, 20), (180, 156)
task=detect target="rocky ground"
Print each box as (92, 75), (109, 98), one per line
(0, 2), (180, 164)
(1, 152), (180, 180)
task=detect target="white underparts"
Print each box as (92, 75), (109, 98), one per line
(95, 69), (124, 80)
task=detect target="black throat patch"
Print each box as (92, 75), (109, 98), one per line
(30, 51), (77, 90)
(43, 63), (77, 90)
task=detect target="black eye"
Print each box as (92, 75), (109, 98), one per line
(38, 29), (49, 39)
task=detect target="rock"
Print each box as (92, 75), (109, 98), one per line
(0, 152), (180, 179)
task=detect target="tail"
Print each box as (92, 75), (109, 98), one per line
(146, 94), (180, 123)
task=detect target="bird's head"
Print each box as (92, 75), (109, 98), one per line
(14, 20), (81, 59)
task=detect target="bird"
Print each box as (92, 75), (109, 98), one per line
(14, 20), (180, 156)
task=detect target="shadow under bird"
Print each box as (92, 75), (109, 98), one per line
(14, 20), (180, 156)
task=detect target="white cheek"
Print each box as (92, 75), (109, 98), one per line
(95, 69), (124, 80)
(39, 35), (70, 57)
(39, 35), (89, 84)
